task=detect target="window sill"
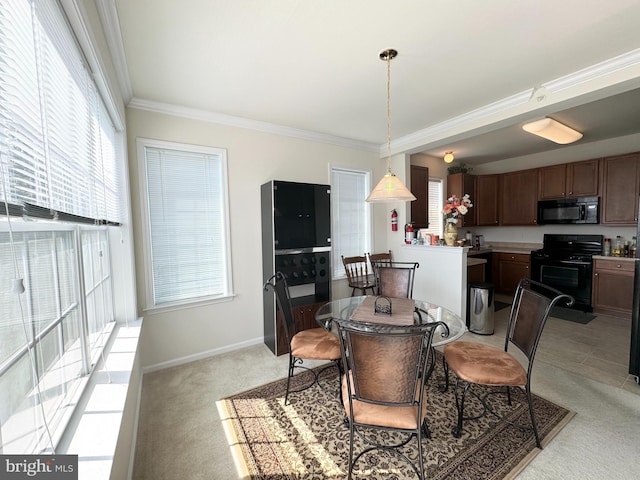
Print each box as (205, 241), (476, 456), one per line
(142, 293), (235, 316)
(56, 320), (142, 480)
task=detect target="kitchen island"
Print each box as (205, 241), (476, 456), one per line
(392, 242), (541, 318)
(393, 244), (471, 318)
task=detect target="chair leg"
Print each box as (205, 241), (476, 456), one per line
(284, 354), (295, 405)
(506, 385), (512, 405)
(438, 356), (450, 392)
(526, 383), (542, 448)
(452, 379), (471, 438)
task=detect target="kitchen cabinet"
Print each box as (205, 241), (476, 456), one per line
(592, 258), (634, 318)
(538, 159), (599, 200)
(475, 174), (500, 226)
(411, 165), (430, 228)
(500, 169), (538, 225)
(447, 173), (476, 226)
(600, 153), (640, 225)
(275, 302), (325, 355)
(494, 252), (530, 295)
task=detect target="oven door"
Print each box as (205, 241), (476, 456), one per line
(530, 257), (593, 311)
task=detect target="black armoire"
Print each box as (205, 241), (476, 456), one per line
(261, 180), (332, 355)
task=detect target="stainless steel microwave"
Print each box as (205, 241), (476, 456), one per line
(537, 196), (599, 224)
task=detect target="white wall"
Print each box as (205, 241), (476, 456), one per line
(126, 108), (385, 368)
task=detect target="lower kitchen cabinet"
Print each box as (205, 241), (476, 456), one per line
(592, 258), (634, 318)
(275, 302), (325, 355)
(494, 252), (530, 295)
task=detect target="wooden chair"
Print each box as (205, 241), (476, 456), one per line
(367, 250), (392, 269)
(342, 255), (376, 296)
(374, 261), (419, 298)
(335, 317), (445, 480)
(264, 272), (341, 405)
(441, 278), (573, 448)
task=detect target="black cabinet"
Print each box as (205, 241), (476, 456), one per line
(273, 181), (331, 249)
(261, 180), (332, 355)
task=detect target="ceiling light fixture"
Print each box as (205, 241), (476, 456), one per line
(444, 152), (455, 163)
(366, 49), (416, 203)
(522, 117), (583, 144)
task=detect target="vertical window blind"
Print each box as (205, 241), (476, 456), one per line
(142, 142), (232, 306)
(331, 167), (371, 276)
(0, 0), (120, 223)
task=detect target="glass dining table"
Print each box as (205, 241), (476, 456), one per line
(314, 295), (466, 347)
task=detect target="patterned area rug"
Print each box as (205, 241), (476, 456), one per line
(218, 358), (573, 480)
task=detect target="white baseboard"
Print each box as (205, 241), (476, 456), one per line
(141, 337), (265, 374)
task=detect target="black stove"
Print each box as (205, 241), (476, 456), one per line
(530, 234), (603, 311)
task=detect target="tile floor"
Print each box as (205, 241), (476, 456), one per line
(468, 294), (640, 396)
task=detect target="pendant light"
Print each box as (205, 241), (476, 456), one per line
(366, 49), (416, 203)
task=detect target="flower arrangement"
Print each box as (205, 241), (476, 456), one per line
(443, 194), (473, 224)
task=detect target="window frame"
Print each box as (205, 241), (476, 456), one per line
(137, 138), (234, 312)
(330, 166), (372, 278)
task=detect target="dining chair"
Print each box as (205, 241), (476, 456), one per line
(335, 317), (446, 480)
(367, 250), (393, 269)
(342, 255), (376, 296)
(374, 261), (420, 298)
(441, 277), (573, 448)
(263, 272), (341, 405)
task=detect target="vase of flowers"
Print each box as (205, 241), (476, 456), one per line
(442, 194), (473, 246)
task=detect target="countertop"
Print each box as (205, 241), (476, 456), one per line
(401, 242), (542, 256)
(593, 255), (636, 262)
(467, 257), (487, 266)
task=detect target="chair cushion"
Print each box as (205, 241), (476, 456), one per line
(341, 373), (428, 430)
(443, 341), (527, 386)
(291, 328), (341, 360)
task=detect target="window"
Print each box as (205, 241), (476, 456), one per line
(331, 167), (371, 277)
(421, 178), (444, 237)
(0, 0), (122, 453)
(138, 139), (232, 308)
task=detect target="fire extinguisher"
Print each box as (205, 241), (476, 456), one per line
(405, 223), (415, 244)
(391, 209), (398, 231)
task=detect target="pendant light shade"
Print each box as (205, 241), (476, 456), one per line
(366, 49), (416, 203)
(367, 171), (417, 202)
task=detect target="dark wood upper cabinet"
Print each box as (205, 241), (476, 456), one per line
(538, 159), (599, 200)
(475, 174), (500, 226)
(446, 173), (476, 227)
(600, 153), (640, 225)
(500, 169), (539, 225)
(410, 165), (429, 228)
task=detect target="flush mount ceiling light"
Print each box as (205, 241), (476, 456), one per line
(522, 117), (583, 144)
(444, 152), (455, 163)
(366, 49), (416, 203)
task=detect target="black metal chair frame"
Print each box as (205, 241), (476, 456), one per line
(441, 277), (573, 448)
(371, 261), (420, 298)
(263, 272), (341, 405)
(335, 318), (446, 480)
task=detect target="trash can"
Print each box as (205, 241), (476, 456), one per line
(468, 282), (495, 335)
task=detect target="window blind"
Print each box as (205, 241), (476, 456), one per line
(422, 178), (443, 237)
(0, 0), (120, 223)
(331, 168), (371, 277)
(143, 145), (231, 305)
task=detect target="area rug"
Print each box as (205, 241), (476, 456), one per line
(217, 358), (574, 480)
(550, 306), (596, 324)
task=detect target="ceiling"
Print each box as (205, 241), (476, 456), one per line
(109, 0), (640, 166)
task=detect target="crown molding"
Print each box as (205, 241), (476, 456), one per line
(128, 98), (379, 152)
(96, 0), (133, 103)
(392, 48), (640, 155)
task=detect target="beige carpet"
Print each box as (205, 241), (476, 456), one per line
(218, 363), (574, 480)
